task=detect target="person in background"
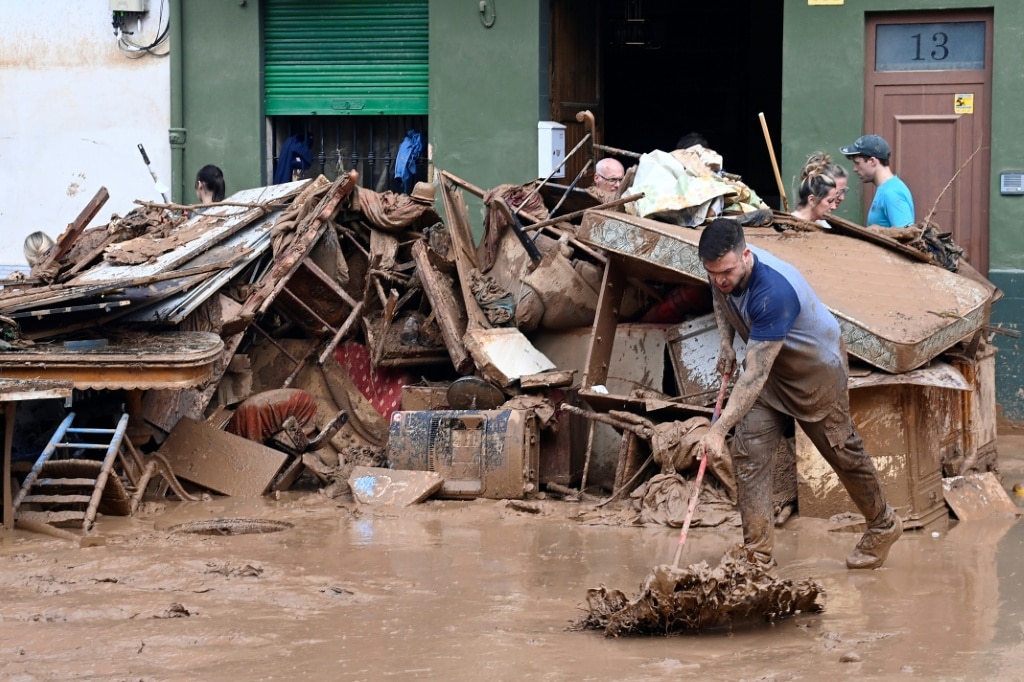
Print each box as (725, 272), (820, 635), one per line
(593, 157), (625, 195)
(24, 231), (54, 267)
(791, 158), (840, 228)
(195, 164), (226, 205)
(696, 217), (902, 572)
(676, 131), (708, 151)
(804, 152), (848, 212)
(840, 135), (914, 228)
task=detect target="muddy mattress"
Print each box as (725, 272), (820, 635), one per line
(577, 210), (992, 374)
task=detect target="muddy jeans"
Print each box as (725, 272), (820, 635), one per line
(733, 398), (890, 559)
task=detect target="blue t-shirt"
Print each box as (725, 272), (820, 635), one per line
(867, 176), (914, 227)
(725, 247), (846, 418)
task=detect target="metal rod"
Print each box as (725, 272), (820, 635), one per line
(513, 133), (591, 217)
(547, 159), (593, 218)
(521, 193), (644, 233)
(593, 142), (641, 159)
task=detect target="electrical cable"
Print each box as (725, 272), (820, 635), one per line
(114, 0), (170, 58)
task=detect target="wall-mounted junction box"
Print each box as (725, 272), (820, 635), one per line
(110, 0), (149, 12)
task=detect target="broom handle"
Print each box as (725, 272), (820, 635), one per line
(758, 112), (789, 213)
(672, 373), (731, 568)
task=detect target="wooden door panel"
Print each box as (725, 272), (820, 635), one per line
(892, 114), (963, 244)
(549, 0), (601, 185)
(874, 83), (985, 265)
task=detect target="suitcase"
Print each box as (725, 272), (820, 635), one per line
(386, 409), (539, 499)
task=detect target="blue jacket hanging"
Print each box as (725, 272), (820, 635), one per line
(394, 130), (423, 193)
(274, 133), (313, 185)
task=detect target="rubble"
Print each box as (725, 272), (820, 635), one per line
(571, 545), (825, 636)
(0, 126), (1005, 537)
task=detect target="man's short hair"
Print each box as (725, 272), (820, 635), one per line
(698, 218), (745, 262)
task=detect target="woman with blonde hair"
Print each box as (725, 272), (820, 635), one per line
(792, 155), (839, 228)
(805, 151), (849, 211)
(23, 231), (54, 267)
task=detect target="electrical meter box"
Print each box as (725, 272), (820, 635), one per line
(537, 121), (566, 179)
(386, 409), (539, 499)
(110, 0), (149, 11)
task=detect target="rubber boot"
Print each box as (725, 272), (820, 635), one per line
(846, 509), (903, 569)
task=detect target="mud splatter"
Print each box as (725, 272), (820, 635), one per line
(67, 172), (86, 197)
(572, 545), (825, 636)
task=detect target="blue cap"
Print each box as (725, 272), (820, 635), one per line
(841, 134), (891, 160)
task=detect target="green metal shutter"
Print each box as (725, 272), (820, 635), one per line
(264, 0), (428, 116)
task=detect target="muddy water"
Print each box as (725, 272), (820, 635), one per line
(1, 481), (1024, 680)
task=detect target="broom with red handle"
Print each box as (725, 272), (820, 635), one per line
(672, 372), (731, 568)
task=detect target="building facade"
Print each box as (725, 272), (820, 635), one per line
(7, 0), (1023, 417)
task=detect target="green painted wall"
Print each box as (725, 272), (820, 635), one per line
(429, 0), (543, 230)
(782, 0), (1024, 420)
(172, 0), (264, 203)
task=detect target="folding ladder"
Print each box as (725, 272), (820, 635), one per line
(12, 412), (131, 532)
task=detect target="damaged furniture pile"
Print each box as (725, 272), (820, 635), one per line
(0, 141), (1008, 536)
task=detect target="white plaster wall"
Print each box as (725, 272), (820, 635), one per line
(0, 0), (171, 269)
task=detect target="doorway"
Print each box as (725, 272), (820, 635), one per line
(865, 10), (992, 273)
(549, 0), (784, 207)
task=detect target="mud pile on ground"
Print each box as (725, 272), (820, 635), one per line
(572, 545), (825, 636)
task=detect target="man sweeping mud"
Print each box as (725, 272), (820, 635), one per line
(696, 217), (902, 570)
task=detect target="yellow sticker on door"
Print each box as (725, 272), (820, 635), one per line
(955, 94), (975, 115)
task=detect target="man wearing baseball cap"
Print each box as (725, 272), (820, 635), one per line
(841, 134), (915, 228)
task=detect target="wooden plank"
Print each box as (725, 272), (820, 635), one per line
(247, 171), (358, 320)
(942, 472), (1021, 521)
(0, 379), (74, 403)
(156, 417), (287, 497)
(70, 181), (307, 285)
(34, 187), (110, 275)
(582, 255), (627, 389)
(17, 510), (87, 524)
(348, 466), (443, 507)
(463, 328), (556, 388)
(411, 240), (472, 373)
(520, 370), (575, 389)
(823, 212), (931, 263)
(438, 173), (491, 331)
(22, 494), (92, 504)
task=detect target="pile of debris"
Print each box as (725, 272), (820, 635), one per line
(0, 136), (1007, 536)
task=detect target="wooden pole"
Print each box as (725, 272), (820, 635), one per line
(758, 112), (789, 212)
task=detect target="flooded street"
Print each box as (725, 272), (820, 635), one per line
(2, 439), (1024, 681)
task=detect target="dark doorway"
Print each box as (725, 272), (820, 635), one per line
(598, 0), (784, 207)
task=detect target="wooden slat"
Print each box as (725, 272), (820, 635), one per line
(34, 478), (98, 487)
(22, 494), (92, 505)
(34, 187), (110, 273)
(16, 510), (87, 524)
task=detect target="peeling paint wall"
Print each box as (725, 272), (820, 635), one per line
(0, 1), (170, 269)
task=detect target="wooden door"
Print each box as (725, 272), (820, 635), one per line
(549, 0), (602, 186)
(865, 11), (992, 273)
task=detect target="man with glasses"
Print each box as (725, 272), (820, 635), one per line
(593, 157), (626, 195)
(840, 134), (915, 228)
